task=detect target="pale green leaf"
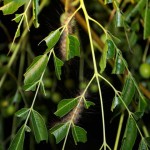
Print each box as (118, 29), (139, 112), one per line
(0, 0), (27, 15)
(53, 55), (64, 80)
(50, 123), (69, 144)
(15, 108), (29, 118)
(33, 0), (40, 28)
(24, 54), (48, 91)
(13, 14), (23, 23)
(99, 42), (108, 73)
(72, 125), (87, 145)
(30, 110), (48, 143)
(66, 35), (80, 60)
(144, 0), (150, 39)
(116, 10), (124, 27)
(104, 0), (112, 4)
(54, 98), (78, 117)
(111, 96), (121, 112)
(25, 125), (31, 132)
(42, 29), (60, 53)
(138, 138), (149, 150)
(8, 126), (25, 150)
(84, 101), (95, 109)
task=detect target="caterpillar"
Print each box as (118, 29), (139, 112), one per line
(60, 11), (76, 60)
(62, 98), (84, 124)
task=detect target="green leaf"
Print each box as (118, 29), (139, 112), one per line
(8, 126), (25, 150)
(136, 96), (147, 118)
(54, 98), (78, 118)
(144, 0), (150, 39)
(104, 0), (112, 4)
(125, 0), (147, 21)
(116, 10), (124, 27)
(66, 35), (80, 60)
(138, 138), (149, 150)
(25, 125), (31, 132)
(145, 137), (150, 147)
(111, 96), (121, 112)
(0, 0), (27, 15)
(53, 55), (64, 80)
(50, 123), (69, 144)
(99, 42), (108, 73)
(24, 54), (48, 91)
(107, 39), (115, 59)
(84, 101), (95, 109)
(15, 108), (29, 118)
(30, 110), (48, 143)
(13, 14), (23, 23)
(33, 0), (40, 28)
(112, 53), (125, 74)
(42, 29), (60, 53)
(72, 125), (87, 145)
(120, 75), (135, 110)
(121, 117), (137, 150)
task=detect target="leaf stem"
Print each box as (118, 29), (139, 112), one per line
(113, 113), (124, 150)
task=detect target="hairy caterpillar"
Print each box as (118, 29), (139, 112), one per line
(62, 98), (84, 124)
(60, 11), (76, 60)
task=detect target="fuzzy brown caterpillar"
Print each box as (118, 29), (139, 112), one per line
(60, 11), (75, 60)
(62, 98), (84, 124)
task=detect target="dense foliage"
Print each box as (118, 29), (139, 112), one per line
(0, 0), (150, 150)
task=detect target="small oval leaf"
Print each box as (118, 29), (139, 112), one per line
(112, 53), (126, 74)
(30, 110), (48, 143)
(42, 29), (61, 53)
(24, 54), (48, 91)
(107, 39), (115, 59)
(15, 108), (29, 118)
(66, 35), (80, 60)
(121, 75), (136, 110)
(50, 123), (69, 144)
(71, 125), (87, 145)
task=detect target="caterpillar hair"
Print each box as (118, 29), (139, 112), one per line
(60, 11), (76, 60)
(62, 97), (84, 125)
